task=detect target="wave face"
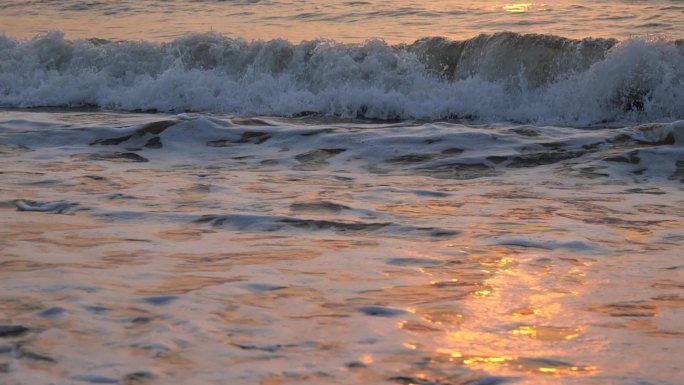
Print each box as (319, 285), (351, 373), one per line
(1, 31), (683, 125)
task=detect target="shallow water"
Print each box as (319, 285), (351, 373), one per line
(1, 111), (683, 384)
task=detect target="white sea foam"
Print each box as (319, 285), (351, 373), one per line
(1, 32), (682, 125)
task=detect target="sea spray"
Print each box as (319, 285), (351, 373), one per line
(1, 31), (682, 124)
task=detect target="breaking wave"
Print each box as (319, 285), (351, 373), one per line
(0, 31), (682, 125)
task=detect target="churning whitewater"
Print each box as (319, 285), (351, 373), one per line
(1, 31), (683, 125)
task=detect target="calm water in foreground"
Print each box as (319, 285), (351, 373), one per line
(0, 1), (683, 385)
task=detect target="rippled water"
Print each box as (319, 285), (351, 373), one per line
(0, 0), (682, 42)
(1, 112), (683, 384)
(1, 1), (683, 384)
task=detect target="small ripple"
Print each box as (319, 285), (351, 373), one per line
(140, 295), (178, 306)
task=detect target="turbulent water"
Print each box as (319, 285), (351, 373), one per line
(1, 1), (684, 385)
(0, 31), (682, 124)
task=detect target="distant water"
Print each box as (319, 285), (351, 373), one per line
(1, 0), (683, 43)
(1, 1), (683, 385)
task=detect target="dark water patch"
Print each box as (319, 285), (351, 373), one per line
(652, 281), (684, 290)
(604, 150), (640, 164)
(241, 283), (288, 292)
(106, 193), (137, 200)
(129, 317), (152, 324)
(300, 128), (336, 137)
(429, 229), (460, 237)
(431, 280), (486, 290)
(495, 239), (594, 250)
(140, 296), (178, 306)
(295, 148), (347, 168)
(538, 141), (567, 150)
(15, 345), (56, 362)
(72, 374), (120, 384)
(391, 374), (512, 385)
(75, 152), (148, 162)
(17, 350), (56, 362)
(207, 131), (272, 147)
(386, 258), (442, 267)
(206, 139), (232, 147)
(357, 305), (407, 317)
(390, 376), (439, 385)
(16, 200), (76, 213)
(37, 306), (65, 318)
(122, 371), (155, 384)
(194, 214), (452, 237)
(194, 215), (222, 224)
(418, 163), (498, 179)
(291, 201), (350, 213)
(463, 377), (513, 385)
(511, 127), (540, 137)
(0, 345), (11, 354)
(135, 120), (177, 135)
(624, 188), (665, 195)
(230, 118), (276, 126)
(487, 155), (509, 164)
(0, 325), (29, 338)
(237, 131), (271, 144)
(291, 110), (324, 119)
(92, 120), (177, 146)
(650, 294), (684, 306)
(144, 136), (162, 149)
(346, 361), (368, 369)
(669, 160), (684, 182)
(279, 218), (389, 232)
(441, 147), (464, 155)
(589, 302), (658, 317)
(388, 148), (465, 165)
(130, 342), (171, 354)
(411, 190), (450, 197)
(92, 134), (134, 146)
(232, 343), (282, 353)
(558, 213), (671, 228)
(576, 166), (610, 179)
(21, 179), (62, 187)
(387, 153), (440, 164)
(84, 305), (110, 314)
(508, 149), (587, 167)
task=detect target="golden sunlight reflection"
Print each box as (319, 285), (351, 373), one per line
(396, 243), (598, 382)
(502, 3), (547, 13)
(510, 325), (582, 341)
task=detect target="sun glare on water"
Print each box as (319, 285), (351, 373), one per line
(502, 3), (547, 12)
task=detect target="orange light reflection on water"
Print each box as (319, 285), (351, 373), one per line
(502, 3), (548, 13)
(398, 243), (598, 382)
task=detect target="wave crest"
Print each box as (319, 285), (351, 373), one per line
(0, 31), (682, 124)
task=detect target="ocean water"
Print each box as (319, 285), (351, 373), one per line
(1, 1), (683, 385)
